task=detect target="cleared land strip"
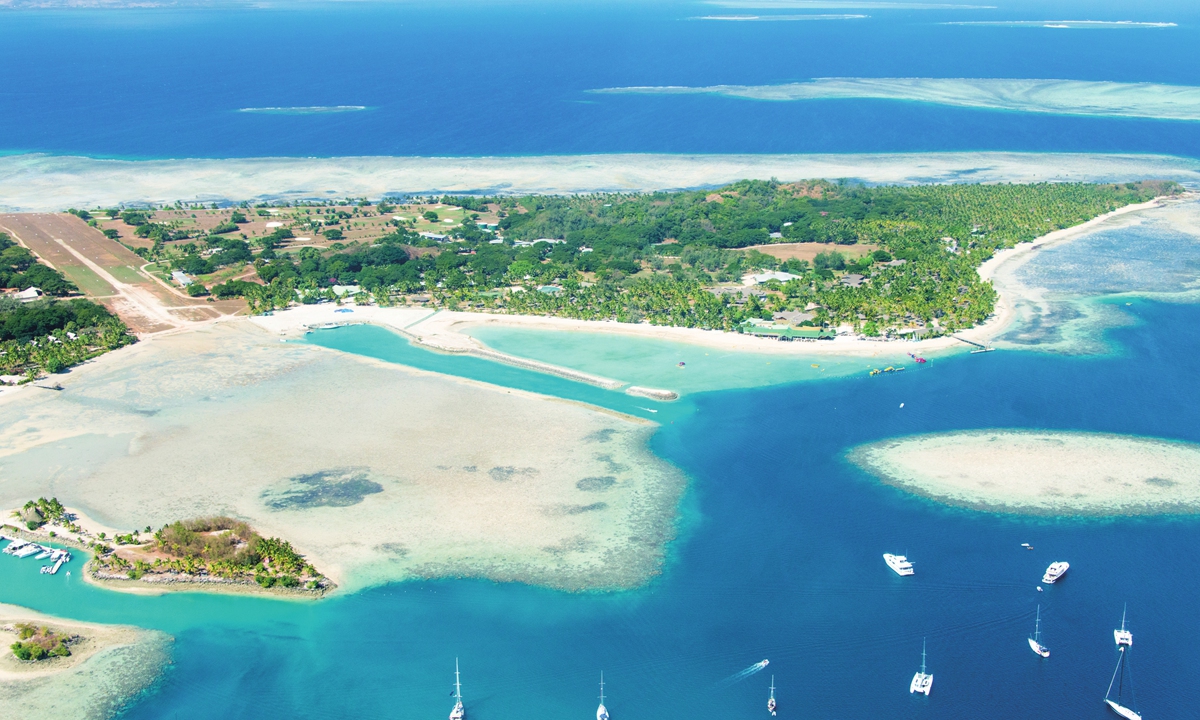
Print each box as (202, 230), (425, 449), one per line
(0, 213), (245, 334)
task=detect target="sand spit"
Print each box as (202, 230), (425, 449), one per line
(0, 603), (171, 719)
(0, 321), (686, 593)
(850, 430), (1200, 516)
(1, 151), (1199, 212)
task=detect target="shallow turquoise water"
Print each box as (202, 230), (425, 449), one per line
(5, 302), (1200, 719)
(466, 325), (903, 396)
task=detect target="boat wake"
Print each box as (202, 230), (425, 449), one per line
(715, 659), (769, 689)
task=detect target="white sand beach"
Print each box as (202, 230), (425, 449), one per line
(850, 429), (1200, 515)
(0, 603), (170, 719)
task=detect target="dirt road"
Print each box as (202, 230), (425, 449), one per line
(0, 213), (245, 334)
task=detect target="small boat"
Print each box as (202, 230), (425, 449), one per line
(677, 361), (686, 367)
(1105, 607), (1141, 720)
(910, 639), (933, 695)
(13, 544), (41, 558)
(34, 548), (53, 560)
(1028, 605), (1050, 658)
(883, 553), (915, 576)
(1042, 561), (1069, 584)
(767, 675), (777, 716)
(1021, 543), (1034, 550)
(3, 540), (29, 555)
(449, 658), (465, 720)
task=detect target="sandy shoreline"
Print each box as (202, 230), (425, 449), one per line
(0, 602), (171, 719)
(0, 321), (686, 594)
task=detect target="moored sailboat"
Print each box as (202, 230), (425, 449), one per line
(909, 639), (933, 695)
(1028, 605), (1050, 658)
(1105, 607), (1142, 720)
(597, 672), (609, 720)
(449, 658), (465, 720)
(767, 675), (776, 716)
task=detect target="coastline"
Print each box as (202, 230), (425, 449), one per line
(2, 151), (1198, 212)
(0, 602), (171, 720)
(0, 602), (150, 682)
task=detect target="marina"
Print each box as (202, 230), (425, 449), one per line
(0, 534), (72, 575)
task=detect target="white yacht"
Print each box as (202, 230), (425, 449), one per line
(767, 675), (776, 716)
(883, 553), (915, 576)
(1041, 561), (1069, 584)
(449, 658), (465, 720)
(596, 672), (609, 720)
(910, 639), (933, 695)
(1028, 605), (1050, 658)
(1105, 607), (1142, 720)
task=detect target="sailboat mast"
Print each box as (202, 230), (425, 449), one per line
(921, 638), (927, 674)
(599, 672), (605, 705)
(455, 658), (462, 701)
(769, 675), (775, 699)
(1035, 605), (1041, 642)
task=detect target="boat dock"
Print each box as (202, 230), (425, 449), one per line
(952, 335), (995, 353)
(1, 534), (72, 574)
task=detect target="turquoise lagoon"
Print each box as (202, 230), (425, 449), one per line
(4, 294), (1200, 718)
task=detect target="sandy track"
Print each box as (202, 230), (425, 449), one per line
(0, 213), (245, 334)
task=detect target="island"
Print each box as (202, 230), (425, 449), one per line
(849, 429), (1200, 515)
(5, 499), (331, 596)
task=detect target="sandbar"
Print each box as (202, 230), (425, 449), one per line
(850, 429), (1200, 515)
(0, 320), (686, 593)
(0, 603), (170, 719)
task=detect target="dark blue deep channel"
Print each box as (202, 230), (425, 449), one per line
(2, 301), (1199, 719)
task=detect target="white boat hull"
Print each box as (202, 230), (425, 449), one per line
(1028, 638), (1049, 657)
(1105, 699), (1142, 720)
(910, 672), (933, 695)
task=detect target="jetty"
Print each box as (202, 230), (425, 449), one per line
(953, 335), (995, 353)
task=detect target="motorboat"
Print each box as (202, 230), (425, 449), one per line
(1042, 562), (1069, 584)
(884, 553), (915, 576)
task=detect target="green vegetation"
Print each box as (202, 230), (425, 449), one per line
(92, 516), (326, 591)
(1, 232), (76, 296)
(231, 180), (1176, 335)
(14, 497), (66, 530)
(10, 624), (72, 661)
(0, 295), (134, 377)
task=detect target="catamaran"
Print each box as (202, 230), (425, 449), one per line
(883, 553), (915, 576)
(1105, 607), (1141, 720)
(597, 672), (609, 720)
(1028, 605), (1050, 658)
(1042, 561), (1069, 584)
(767, 675), (777, 716)
(910, 639), (933, 695)
(449, 658), (465, 720)
(1114, 605), (1133, 648)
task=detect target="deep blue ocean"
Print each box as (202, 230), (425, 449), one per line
(3, 301), (1200, 719)
(1, 0), (1200, 159)
(3, 1), (1200, 717)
